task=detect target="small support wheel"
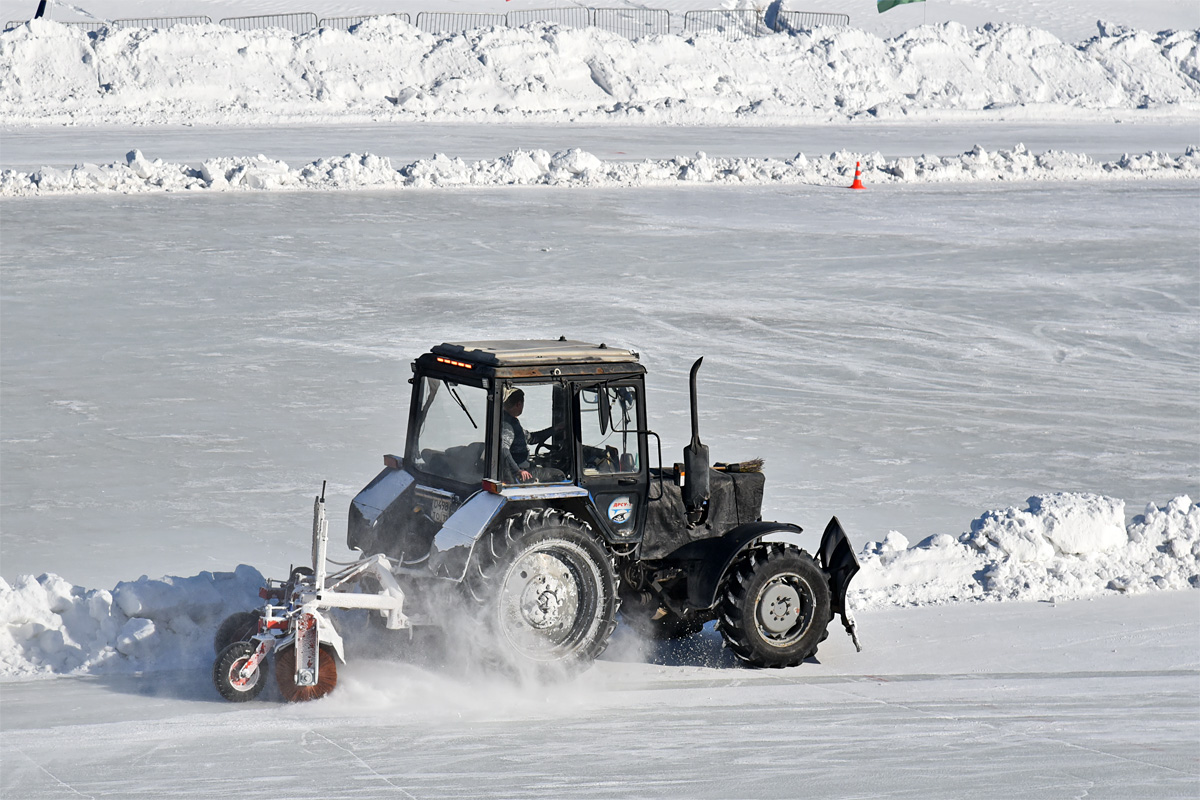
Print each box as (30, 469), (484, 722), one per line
(275, 643), (339, 702)
(717, 542), (831, 668)
(213, 641), (266, 702)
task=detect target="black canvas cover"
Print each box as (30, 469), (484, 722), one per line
(641, 469), (765, 560)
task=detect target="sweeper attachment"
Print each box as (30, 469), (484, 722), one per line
(212, 483), (408, 702)
(213, 340), (861, 702)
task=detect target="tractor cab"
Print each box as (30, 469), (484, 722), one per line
(405, 339), (650, 543)
(348, 340), (655, 561)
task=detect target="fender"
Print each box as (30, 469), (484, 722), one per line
(666, 521), (805, 611)
(428, 484), (598, 581)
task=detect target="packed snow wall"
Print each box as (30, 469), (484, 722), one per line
(0, 17), (1197, 125)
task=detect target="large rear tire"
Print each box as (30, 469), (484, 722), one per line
(717, 542), (831, 668)
(274, 643), (339, 702)
(213, 641), (266, 702)
(464, 508), (618, 673)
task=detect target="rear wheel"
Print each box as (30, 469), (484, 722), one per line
(465, 509), (618, 672)
(274, 643), (339, 702)
(213, 641), (266, 702)
(717, 543), (831, 668)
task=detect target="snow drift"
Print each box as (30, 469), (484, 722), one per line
(3, 143), (1197, 196)
(852, 494), (1199, 607)
(0, 16), (1197, 126)
(1, 494), (1195, 680)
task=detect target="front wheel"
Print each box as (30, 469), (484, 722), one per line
(717, 542), (831, 668)
(465, 508), (618, 673)
(213, 641), (266, 702)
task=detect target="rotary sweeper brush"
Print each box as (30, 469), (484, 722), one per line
(213, 340), (861, 702)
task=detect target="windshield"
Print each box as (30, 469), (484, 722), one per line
(409, 377), (489, 484)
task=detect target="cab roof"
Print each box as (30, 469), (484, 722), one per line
(431, 339), (639, 367)
(423, 340), (643, 380)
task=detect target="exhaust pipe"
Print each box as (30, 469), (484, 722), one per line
(682, 357), (710, 523)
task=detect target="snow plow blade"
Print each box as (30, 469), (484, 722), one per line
(818, 516), (862, 651)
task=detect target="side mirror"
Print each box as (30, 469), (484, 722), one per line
(598, 388), (612, 436)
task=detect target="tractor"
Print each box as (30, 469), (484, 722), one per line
(213, 339), (860, 701)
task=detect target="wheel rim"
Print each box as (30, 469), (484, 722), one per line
(496, 543), (597, 660)
(754, 572), (815, 647)
(226, 654), (259, 692)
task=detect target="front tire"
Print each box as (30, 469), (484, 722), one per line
(465, 509), (618, 672)
(213, 641), (266, 702)
(717, 542), (831, 668)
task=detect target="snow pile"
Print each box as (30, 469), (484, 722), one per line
(1, 494), (1196, 679)
(0, 565), (263, 678)
(852, 494), (1200, 608)
(1, 17), (1198, 126)
(3, 143), (1198, 196)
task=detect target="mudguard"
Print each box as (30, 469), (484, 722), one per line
(672, 521), (805, 610)
(427, 485), (595, 581)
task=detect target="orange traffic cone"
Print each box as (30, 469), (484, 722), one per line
(850, 161), (866, 190)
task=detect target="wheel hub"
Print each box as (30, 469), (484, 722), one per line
(501, 551), (581, 644)
(759, 579), (803, 636)
(520, 574), (567, 629)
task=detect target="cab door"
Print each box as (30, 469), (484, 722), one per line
(575, 380), (648, 544)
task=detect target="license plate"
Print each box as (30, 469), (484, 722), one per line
(431, 497), (453, 523)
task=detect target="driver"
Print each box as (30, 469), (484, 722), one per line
(502, 387), (566, 483)
(501, 388), (533, 482)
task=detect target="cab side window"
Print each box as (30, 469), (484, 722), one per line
(579, 385), (640, 475)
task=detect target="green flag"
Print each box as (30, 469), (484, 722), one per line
(878, 0), (924, 12)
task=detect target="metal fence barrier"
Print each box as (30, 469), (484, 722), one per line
(113, 16), (212, 29)
(592, 8), (670, 38)
(220, 13), (318, 34)
(319, 13), (410, 30)
(3, 8), (849, 38)
(683, 10), (764, 39)
(773, 11), (850, 30)
(416, 12), (505, 34)
(507, 7), (592, 30)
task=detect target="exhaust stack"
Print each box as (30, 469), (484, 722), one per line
(682, 357), (710, 523)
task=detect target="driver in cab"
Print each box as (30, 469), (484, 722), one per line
(501, 387), (565, 483)
(500, 388), (534, 483)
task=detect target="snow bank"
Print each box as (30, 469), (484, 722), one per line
(1, 17), (1197, 126)
(2, 143), (1197, 196)
(0, 565), (263, 678)
(2, 494), (1195, 679)
(852, 494), (1200, 608)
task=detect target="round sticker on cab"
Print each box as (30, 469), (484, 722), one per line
(607, 496), (633, 525)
